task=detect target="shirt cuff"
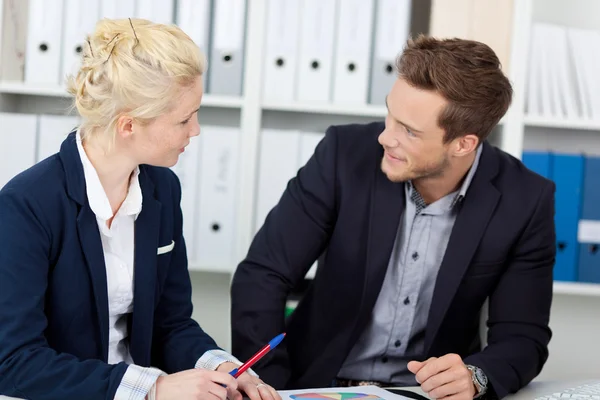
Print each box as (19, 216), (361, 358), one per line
(114, 364), (166, 400)
(195, 349), (259, 377)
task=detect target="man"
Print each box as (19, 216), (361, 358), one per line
(231, 35), (555, 400)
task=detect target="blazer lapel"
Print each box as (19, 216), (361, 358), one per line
(77, 206), (110, 361)
(59, 131), (111, 361)
(425, 143), (501, 352)
(349, 159), (405, 345)
(129, 168), (161, 366)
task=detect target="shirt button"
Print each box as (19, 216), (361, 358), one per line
(382, 356), (389, 363)
(404, 297), (410, 305)
(412, 252), (419, 261)
(394, 340), (401, 347)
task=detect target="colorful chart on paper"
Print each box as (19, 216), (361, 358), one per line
(290, 393), (385, 400)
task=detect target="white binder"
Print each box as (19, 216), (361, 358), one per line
(170, 135), (202, 265)
(369, 0), (412, 105)
(262, 0), (301, 103)
(24, 0), (65, 86)
(0, 0), (29, 81)
(135, 0), (174, 24)
(99, 0), (135, 19)
(0, 113), (38, 190)
(254, 129), (301, 233)
(208, 0), (246, 95)
(175, 0), (211, 87)
(332, 0), (375, 104)
(195, 126), (240, 271)
(61, 0), (100, 86)
(295, 0), (337, 103)
(36, 114), (80, 162)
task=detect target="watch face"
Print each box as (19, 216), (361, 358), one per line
(475, 368), (488, 386)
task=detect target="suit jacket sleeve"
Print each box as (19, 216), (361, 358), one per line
(230, 126), (340, 388)
(0, 188), (128, 400)
(151, 170), (223, 372)
(464, 181), (556, 399)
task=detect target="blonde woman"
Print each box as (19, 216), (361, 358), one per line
(0, 18), (279, 400)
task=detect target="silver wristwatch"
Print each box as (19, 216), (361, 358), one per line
(466, 364), (488, 398)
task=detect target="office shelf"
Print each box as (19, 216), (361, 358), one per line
(0, 81), (244, 108)
(553, 281), (600, 297)
(262, 101), (388, 118)
(524, 115), (600, 131)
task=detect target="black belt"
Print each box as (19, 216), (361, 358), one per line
(334, 378), (391, 387)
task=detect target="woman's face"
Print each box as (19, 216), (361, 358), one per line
(124, 76), (203, 168)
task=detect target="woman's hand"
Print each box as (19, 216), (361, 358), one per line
(155, 368), (238, 400)
(216, 362), (282, 400)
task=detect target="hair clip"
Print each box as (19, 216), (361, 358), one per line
(128, 18), (139, 45)
(104, 33), (120, 63)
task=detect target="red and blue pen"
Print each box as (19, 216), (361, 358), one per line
(229, 333), (286, 378)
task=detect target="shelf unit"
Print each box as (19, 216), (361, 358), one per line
(553, 281), (600, 297)
(1, 0), (598, 295)
(0, 82), (245, 109)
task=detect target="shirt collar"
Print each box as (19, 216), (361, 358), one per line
(75, 131), (142, 222)
(451, 143), (483, 207)
(407, 143), (483, 211)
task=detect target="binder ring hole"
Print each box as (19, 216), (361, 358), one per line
(75, 45), (83, 54)
(223, 54), (232, 62)
(39, 43), (49, 52)
(311, 60), (320, 69)
(276, 58), (285, 67)
(211, 223), (221, 232)
(385, 63), (393, 74)
(557, 242), (567, 251)
(590, 244), (599, 254)
(347, 62), (356, 72)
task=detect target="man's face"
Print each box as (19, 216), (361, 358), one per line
(378, 78), (452, 183)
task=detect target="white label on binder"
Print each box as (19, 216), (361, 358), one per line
(578, 220), (600, 243)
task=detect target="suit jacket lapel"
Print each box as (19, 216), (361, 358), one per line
(77, 206), (110, 361)
(129, 168), (161, 366)
(425, 142), (501, 353)
(59, 131), (111, 361)
(349, 158), (405, 345)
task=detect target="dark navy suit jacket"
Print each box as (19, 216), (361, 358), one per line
(231, 122), (556, 399)
(0, 133), (220, 399)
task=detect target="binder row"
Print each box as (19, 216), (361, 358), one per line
(262, 0), (412, 106)
(0, 0), (246, 96)
(254, 129), (325, 279)
(526, 22), (600, 121)
(0, 112), (242, 272)
(522, 151), (600, 284)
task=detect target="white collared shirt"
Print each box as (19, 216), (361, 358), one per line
(75, 132), (248, 399)
(76, 133), (142, 365)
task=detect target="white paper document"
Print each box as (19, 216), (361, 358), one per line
(278, 385), (415, 400)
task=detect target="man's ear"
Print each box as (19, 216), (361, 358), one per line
(453, 134), (479, 157)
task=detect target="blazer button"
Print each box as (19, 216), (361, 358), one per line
(412, 252), (419, 261)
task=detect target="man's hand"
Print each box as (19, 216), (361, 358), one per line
(216, 362), (282, 400)
(408, 354), (476, 400)
(155, 368), (238, 400)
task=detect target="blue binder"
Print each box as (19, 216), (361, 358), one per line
(522, 151), (553, 179)
(552, 154), (585, 282)
(578, 156), (600, 283)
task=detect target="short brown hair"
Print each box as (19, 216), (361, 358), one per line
(395, 34), (513, 143)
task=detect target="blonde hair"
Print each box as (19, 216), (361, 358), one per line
(66, 18), (205, 145)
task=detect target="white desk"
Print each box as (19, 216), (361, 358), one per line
(398, 379), (600, 399)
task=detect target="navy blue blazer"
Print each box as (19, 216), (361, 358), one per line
(231, 122), (556, 399)
(0, 133), (221, 399)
